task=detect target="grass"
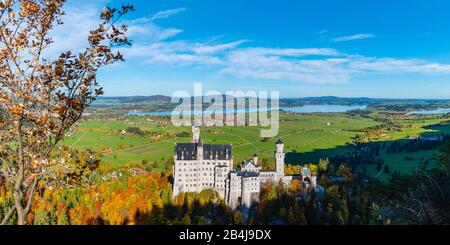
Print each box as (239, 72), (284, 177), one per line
(363, 118), (449, 180)
(61, 110), (450, 177)
(61, 112), (379, 168)
(367, 149), (438, 181)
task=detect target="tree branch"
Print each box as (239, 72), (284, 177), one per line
(0, 206), (15, 225)
(24, 177), (38, 214)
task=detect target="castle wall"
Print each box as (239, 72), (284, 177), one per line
(173, 158), (232, 198)
(260, 171), (277, 184)
(227, 172), (242, 209)
(241, 176), (260, 208)
(214, 165), (229, 199)
(172, 127), (312, 211)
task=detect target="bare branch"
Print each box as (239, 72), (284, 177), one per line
(0, 206), (15, 225)
(24, 177), (38, 214)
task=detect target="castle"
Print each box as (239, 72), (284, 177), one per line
(172, 126), (317, 209)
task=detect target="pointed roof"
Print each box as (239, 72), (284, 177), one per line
(301, 167), (311, 176)
(276, 139), (284, 145)
(253, 153), (258, 157)
(175, 142), (231, 160)
(242, 160), (259, 169)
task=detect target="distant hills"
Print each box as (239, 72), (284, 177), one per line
(98, 95), (172, 103)
(97, 95), (450, 104)
(94, 95), (450, 112)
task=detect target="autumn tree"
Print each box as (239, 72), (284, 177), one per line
(318, 158), (329, 173)
(0, 0), (133, 225)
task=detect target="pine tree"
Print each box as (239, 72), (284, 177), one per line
(233, 211), (244, 225)
(181, 213), (191, 225)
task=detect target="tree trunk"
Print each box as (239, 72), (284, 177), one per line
(13, 190), (26, 225)
(15, 207), (26, 225)
(0, 206), (15, 225)
(14, 120), (27, 225)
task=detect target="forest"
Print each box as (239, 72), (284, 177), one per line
(1, 0), (450, 226)
(1, 140), (448, 225)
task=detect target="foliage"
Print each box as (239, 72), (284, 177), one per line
(365, 143), (450, 224)
(0, 0), (133, 225)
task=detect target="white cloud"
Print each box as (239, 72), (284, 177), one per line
(151, 8), (186, 21)
(193, 40), (249, 54)
(126, 17), (183, 41)
(349, 57), (450, 74)
(229, 47), (340, 57)
(120, 33), (450, 83)
(120, 40), (249, 66)
(44, 3), (188, 58)
(44, 3), (101, 57)
(51, 1), (450, 85)
(333, 33), (374, 42)
(123, 43), (224, 66)
(221, 49), (352, 83)
(219, 48), (450, 83)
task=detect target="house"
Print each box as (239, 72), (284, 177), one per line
(128, 167), (149, 175)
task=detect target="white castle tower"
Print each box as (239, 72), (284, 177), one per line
(275, 139), (285, 177)
(252, 153), (258, 164)
(192, 126), (200, 143)
(196, 137), (204, 160)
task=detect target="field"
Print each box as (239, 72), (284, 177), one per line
(61, 110), (450, 179)
(366, 118), (450, 180)
(61, 112), (379, 167)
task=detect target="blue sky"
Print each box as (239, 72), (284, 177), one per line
(54, 0), (450, 98)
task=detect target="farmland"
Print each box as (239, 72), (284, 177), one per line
(61, 112), (379, 167)
(60, 108), (450, 180)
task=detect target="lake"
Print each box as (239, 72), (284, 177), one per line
(281, 104), (367, 113)
(128, 104), (367, 116)
(407, 108), (450, 115)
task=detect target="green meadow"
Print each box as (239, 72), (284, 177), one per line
(366, 118), (450, 180)
(366, 149), (438, 181)
(61, 111), (450, 178)
(62, 112), (379, 167)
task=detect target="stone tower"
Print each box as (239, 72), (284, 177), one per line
(197, 137), (204, 160)
(275, 139), (285, 176)
(192, 126), (200, 143)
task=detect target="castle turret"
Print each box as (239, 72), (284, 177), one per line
(192, 126), (200, 143)
(253, 153), (258, 164)
(311, 175), (317, 190)
(275, 139), (285, 177)
(197, 137), (203, 160)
